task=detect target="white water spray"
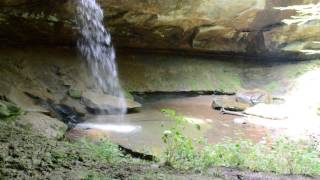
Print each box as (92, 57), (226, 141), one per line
(76, 0), (127, 115)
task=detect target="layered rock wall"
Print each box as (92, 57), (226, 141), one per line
(0, 0), (319, 58)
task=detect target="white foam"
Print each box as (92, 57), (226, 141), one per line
(77, 123), (141, 133)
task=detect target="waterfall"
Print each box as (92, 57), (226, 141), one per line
(76, 0), (127, 115)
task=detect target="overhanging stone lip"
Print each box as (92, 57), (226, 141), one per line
(0, 0), (319, 59)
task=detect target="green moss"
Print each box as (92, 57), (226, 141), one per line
(68, 89), (82, 99)
(124, 90), (134, 100)
(0, 100), (24, 122)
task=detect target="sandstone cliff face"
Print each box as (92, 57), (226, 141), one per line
(0, 0), (319, 58)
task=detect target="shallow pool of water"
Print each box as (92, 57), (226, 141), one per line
(70, 95), (272, 155)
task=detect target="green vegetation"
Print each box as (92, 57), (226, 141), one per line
(0, 100), (24, 122)
(161, 109), (320, 175)
(211, 139), (320, 175)
(160, 108), (211, 171)
(0, 122), (129, 179)
(68, 89), (82, 99)
(77, 138), (124, 163)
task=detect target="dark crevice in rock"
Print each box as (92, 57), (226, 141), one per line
(24, 92), (84, 129)
(238, 22), (285, 33)
(260, 22), (285, 32)
(131, 91), (234, 104)
(246, 31), (266, 54)
(116, 47), (308, 62)
(189, 26), (201, 48)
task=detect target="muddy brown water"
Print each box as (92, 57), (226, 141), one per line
(70, 95), (272, 155)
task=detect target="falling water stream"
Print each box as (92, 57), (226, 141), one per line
(76, 0), (127, 115)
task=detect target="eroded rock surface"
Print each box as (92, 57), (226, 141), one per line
(16, 112), (68, 139)
(82, 91), (141, 113)
(212, 95), (250, 112)
(0, 0), (319, 58)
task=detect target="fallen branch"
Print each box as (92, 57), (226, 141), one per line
(220, 108), (248, 117)
(119, 145), (156, 161)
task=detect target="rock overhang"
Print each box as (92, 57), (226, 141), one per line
(0, 0), (319, 59)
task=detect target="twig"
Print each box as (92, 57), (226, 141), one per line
(220, 108), (248, 117)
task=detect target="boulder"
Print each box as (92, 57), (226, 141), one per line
(16, 112), (68, 139)
(212, 95), (250, 111)
(82, 91), (141, 113)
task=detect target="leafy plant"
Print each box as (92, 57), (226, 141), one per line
(161, 109), (208, 171)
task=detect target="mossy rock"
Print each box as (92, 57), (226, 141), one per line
(0, 100), (23, 121)
(68, 89), (82, 99)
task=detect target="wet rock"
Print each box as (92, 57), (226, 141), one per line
(48, 102), (85, 128)
(82, 92), (141, 114)
(16, 112), (67, 139)
(23, 92), (85, 128)
(60, 96), (87, 116)
(212, 95), (250, 111)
